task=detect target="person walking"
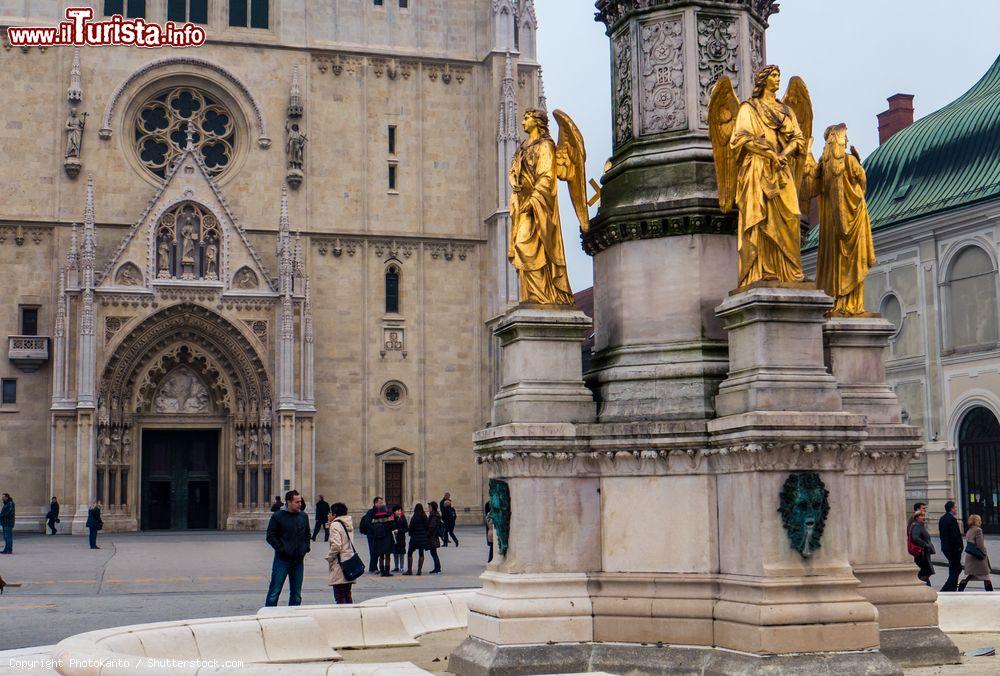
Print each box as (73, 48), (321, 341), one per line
(485, 501), (494, 563)
(1, 493), (15, 554)
(46, 497), (61, 536)
(391, 505), (407, 572)
(86, 501), (103, 549)
(958, 514), (993, 591)
(270, 495), (283, 513)
(264, 489), (311, 607)
(326, 502), (357, 604)
(404, 503), (428, 576)
(440, 493), (459, 547)
(427, 501), (443, 574)
(938, 500), (964, 592)
(371, 503), (395, 577)
(359, 497), (385, 573)
(909, 511), (935, 586)
(312, 495), (331, 542)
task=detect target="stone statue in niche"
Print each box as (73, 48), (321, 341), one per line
(261, 428), (272, 462)
(121, 434), (131, 464)
(153, 367), (210, 414)
(286, 121), (307, 170)
(248, 429), (259, 463)
(64, 107), (87, 159)
(777, 471), (830, 558)
(97, 429), (111, 464)
(157, 236), (172, 278)
(179, 216), (198, 265)
(109, 429), (122, 464)
(205, 240), (218, 279)
(235, 431), (245, 463)
(488, 479), (512, 556)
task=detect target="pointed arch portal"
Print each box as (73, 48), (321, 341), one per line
(96, 303), (274, 529)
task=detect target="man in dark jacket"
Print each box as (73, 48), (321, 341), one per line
(264, 489), (311, 606)
(312, 495), (331, 542)
(440, 493), (459, 547)
(46, 497), (60, 535)
(0, 493), (14, 554)
(938, 500), (964, 592)
(270, 496), (282, 513)
(359, 496), (384, 573)
(86, 502), (103, 549)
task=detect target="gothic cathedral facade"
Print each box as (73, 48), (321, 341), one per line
(0, 0), (540, 531)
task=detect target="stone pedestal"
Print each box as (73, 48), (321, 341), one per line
(491, 307), (596, 426)
(824, 316), (960, 667)
(714, 286), (842, 416)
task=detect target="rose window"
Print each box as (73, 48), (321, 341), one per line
(134, 87), (236, 179)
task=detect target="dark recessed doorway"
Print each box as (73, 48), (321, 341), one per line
(141, 429), (219, 530)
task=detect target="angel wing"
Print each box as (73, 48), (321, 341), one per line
(708, 76), (740, 212)
(553, 109), (590, 233)
(782, 76), (814, 213)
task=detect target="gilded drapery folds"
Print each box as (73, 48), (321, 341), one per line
(709, 65), (813, 288)
(803, 124), (876, 316)
(508, 108), (593, 307)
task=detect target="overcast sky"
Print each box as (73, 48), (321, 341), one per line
(536, 0), (1000, 292)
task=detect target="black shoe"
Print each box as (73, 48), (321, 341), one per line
(430, 569), (441, 574)
(403, 571), (412, 576)
(90, 546), (100, 549)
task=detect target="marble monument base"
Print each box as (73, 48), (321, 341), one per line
(490, 307), (596, 426)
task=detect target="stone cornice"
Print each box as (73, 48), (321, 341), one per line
(581, 210), (737, 256)
(595, 0), (779, 33)
(312, 235), (482, 262)
(311, 53), (473, 85)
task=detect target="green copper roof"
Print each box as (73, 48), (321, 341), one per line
(805, 55), (1000, 249)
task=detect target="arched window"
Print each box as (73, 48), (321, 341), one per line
(385, 264), (400, 314)
(957, 406), (1000, 533)
(946, 246), (998, 350)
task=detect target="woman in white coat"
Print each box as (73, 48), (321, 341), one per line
(326, 502), (357, 604)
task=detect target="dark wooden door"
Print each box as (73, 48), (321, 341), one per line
(141, 429), (219, 530)
(959, 407), (1000, 534)
(384, 462), (404, 509)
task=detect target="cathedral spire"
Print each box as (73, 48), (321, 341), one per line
(67, 47), (82, 103)
(277, 187), (293, 296)
(538, 67), (548, 112)
(82, 175), (97, 290)
(498, 52), (518, 143)
(288, 64), (303, 119)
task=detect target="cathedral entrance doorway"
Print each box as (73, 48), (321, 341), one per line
(140, 429), (219, 530)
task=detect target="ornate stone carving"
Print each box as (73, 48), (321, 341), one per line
(488, 479), (511, 556)
(104, 316), (132, 344)
(639, 15), (685, 134)
(612, 25), (634, 147)
(596, 1), (779, 32)
(115, 262), (143, 286)
(242, 319), (269, 346)
(234, 267), (260, 289)
(778, 471), (830, 558)
(697, 14), (740, 125)
(371, 239), (417, 260)
(152, 366), (211, 414)
(750, 23), (765, 77)
(64, 107), (87, 178)
(582, 210), (737, 255)
(153, 203), (223, 281)
(426, 241), (473, 261)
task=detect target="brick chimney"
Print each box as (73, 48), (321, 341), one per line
(877, 94), (915, 144)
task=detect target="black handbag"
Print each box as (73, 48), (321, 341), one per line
(965, 540), (986, 560)
(335, 522), (365, 582)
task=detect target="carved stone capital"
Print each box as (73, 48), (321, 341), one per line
(595, 0), (779, 34)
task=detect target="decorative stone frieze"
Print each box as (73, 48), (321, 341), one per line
(596, 0), (779, 33)
(0, 225), (46, 245)
(639, 14), (686, 134)
(581, 210), (737, 255)
(311, 53), (468, 85)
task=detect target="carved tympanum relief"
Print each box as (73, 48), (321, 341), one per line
(115, 262), (143, 286)
(697, 14), (739, 124)
(152, 366), (211, 414)
(234, 267), (259, 289)
(639, 15), (686, 134)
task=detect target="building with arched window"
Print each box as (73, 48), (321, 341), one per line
(0, 1), (544, 532)
(804, 55), (1000, 533)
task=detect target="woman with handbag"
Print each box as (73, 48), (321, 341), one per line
(427, 501), (443, 574)
(326, 502), (363, 604)
(958, 514), (993, 591)
(908, 511), (935, 585)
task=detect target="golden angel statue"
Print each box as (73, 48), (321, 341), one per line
(508, 108), (591, 306)
(709, 65), (813, 288)
(802, 124), (875, 316)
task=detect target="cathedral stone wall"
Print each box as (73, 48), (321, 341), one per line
(0, 0), (543, 529)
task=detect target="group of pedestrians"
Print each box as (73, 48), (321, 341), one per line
(908, 501), (993, 591)
(263, 489), (463, 608)
(0, 494), (104, 553)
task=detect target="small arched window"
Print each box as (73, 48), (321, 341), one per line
(385, 264), (400, 314)
(947, 246), (998, 350)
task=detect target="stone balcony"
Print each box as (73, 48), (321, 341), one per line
(8, 335), (49, 372)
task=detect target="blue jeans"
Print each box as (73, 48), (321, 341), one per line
(264, 555), (304, 607)
(1, 525), (12, 553)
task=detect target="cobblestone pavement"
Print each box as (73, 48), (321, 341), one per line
(0, 526), (488, 650)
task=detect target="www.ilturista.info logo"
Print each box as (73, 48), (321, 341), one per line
(6, 8), (206, 48)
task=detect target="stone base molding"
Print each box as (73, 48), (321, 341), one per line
(823, 316), (903, 424)
(878, 626), (962, 668)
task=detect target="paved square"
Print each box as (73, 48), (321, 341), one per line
(0, 526), (487, 650)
